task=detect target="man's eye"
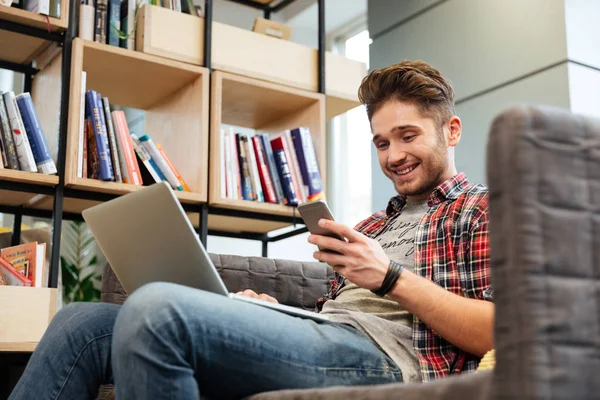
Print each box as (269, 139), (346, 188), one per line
(403, 135), (415, 142)
(376, 142), (389, 149)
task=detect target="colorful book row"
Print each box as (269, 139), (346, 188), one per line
(0, 241), (46, 287)
(220, 127), (324, 206)
(78, 72), (189, 191)
(0, 91), (57, 175)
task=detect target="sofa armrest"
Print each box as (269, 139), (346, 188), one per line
(101, 253), (334, 310)
(247, 370), (492, 400)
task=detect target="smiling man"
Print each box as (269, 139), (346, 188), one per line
(10, 60), (492, 400)
(313, 60), (493, 382)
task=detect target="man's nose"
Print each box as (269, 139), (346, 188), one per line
(388, 142), (408, 167)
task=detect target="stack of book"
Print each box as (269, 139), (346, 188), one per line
(0, 242), (47, 287)
(220, 126), (324, 207)
(78, 72), (189, 192)
(0, 91), (57, 175)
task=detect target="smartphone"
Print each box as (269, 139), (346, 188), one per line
(297, 200), (345, 253)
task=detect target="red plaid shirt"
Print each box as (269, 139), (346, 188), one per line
(318, 173), (491, 381)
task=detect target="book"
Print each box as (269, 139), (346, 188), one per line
(23, 0), (50, 15)
(102, 97), (123, 183)
(236, 133), (254, 201)
(156, 143), (190, 192)
(130, 133), (164, 184)
(220, 127), (228, 198)
(107, 0), (121, 46)
(111, 110), (142, 185)
(79, 1), (95, 41)
(260, 133), (284, 204)
(86, 119), (100, 178)
(94, 0), (108, 43)
(0, 94), (20, 170)
(77, 71), (87, 178)
(0, 257), (32, 286)
(138, 134), (183, 191)
(281, 130), (305, 203)
(291, 127), (324, 202)
(2, 91), (37, 172)
(85, 91), (113, 181)
(0, 263), (6, 285)
(270, 137), (299, 206)
(0, 242), (45, 287)
(252, 135), (277, 203)
(16, 93), (58, 175)
(244, 134), (264, 202)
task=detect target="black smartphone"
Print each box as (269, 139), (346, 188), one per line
(298, 200), (345, 253)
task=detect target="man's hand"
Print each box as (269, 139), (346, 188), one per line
(307, 218), (390, 290)
(236, 289), (279, 304)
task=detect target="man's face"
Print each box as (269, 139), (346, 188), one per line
(371, 100), (453, 199)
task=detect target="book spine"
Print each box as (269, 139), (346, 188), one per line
(101, 97), (123, 182)
(0, 95), (20, 170)
(79, 2), (95, 41)
(220, 128), (227, 198)
(252, 135), (277, 204)
(138, 134), (183, 191)
(236, 133), (254, 201)
(112, 111), (142, 185)
(291, 127), (324, 201)
(77, 71), (87, 178)
(94, 0), (108, 43)
(2, 91), (37, 172)
(86, 119), (100, 179)
(245, 134), (264, 202)
(130, 133), (164, 183)
(107, 0), (120, 46)
(156, 143), (190, 192)
(261, 133), (284, 204)
(230, 131), (241, 200)
(16, 93), (57, 175)
(96, 92), (114, 180)
(49, 0), (60, 17)
(282, 131), (305, 204)
(85, 91), (113, 181)
(270, 137), (299, 206)
(0, 257), (32, 286)
(0, 129), (7, 168)
(82, 119), (88, 178)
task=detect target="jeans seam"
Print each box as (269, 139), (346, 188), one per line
(53, 333), (113, 400)
(209, 335), (395, 375)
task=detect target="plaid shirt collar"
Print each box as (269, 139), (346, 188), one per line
(386, 172), (470, 216)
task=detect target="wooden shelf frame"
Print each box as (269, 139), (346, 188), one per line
(208, 70), (325, 232)
(0, 1), (69, 64)
(62, 38), (210, 206)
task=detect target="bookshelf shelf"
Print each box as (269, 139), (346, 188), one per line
(209, 70), (326, 223)
(0, 287), (57, 352)
(63, 38), (210, 205)
(0, 169), (58, 186)
(136, 5), (366, 119)
(0, 2), (69, 64)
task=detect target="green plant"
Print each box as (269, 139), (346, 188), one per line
(60, 221), (102, 303)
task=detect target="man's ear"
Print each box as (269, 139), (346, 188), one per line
(447, 116), (462, 147)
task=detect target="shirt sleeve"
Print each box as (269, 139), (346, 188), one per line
(462, 214), (492, 301)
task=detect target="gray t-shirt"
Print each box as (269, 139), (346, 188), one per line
(320, 199), (430, 383)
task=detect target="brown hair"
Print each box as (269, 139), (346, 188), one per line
(358, 60), (456, 126)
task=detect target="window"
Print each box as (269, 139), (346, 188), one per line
(328, 24), (372, 227)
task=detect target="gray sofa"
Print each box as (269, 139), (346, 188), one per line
(101, 104), (600, 399)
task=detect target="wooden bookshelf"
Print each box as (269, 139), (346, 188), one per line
(0, 287), (58, 352)
(136, 5), (367, 119)
(62, 38), (210, 204)
(0, 2), (69, 64)
(209, 70), (325, 227)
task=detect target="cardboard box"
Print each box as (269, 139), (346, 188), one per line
(252, 17), (292, 41)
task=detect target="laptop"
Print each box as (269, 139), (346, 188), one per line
(82, 181), (329, 323)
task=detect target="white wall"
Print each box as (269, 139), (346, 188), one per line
(367, 0), (574, 212)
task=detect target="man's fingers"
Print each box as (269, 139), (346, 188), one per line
(258, 293), (279, 304)
(308, 234), (347, 254)
(318, 219), (365, 243)
(313, 251), (349, 269)
(238, 289), (259, 298)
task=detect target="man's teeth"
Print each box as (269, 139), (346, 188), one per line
(396, 165), (417, 175)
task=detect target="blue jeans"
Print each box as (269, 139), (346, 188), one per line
(10, 282), (402, 399)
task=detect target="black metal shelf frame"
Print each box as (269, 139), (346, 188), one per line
(0, 0), (326, 288)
